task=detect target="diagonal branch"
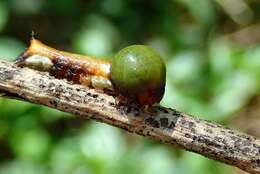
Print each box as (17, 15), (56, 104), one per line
(0, 59), (260, 174)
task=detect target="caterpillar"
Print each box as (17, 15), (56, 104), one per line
(16, 38), (166, 106)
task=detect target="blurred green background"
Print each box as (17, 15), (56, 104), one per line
(0, 0), (260, 173)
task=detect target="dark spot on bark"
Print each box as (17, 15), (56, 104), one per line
(48, 82), (55, 88)
(49, 100), (58, 107)
(229, 149), (234, 154)
(146, 131), (150, 136)
(94, 98), (100, 103)
(134, 112), (139, 117)
(126, 107), (131, 114)
(117, 106), (127, 115)
(252, 144), (260, 152)
(234, 139), (246, 150)
(251, 159), (260, 165)
(66, 87), (73, 92)
(71, 93), (82, 102)
(55, 84), (65, 93)
(39, 79), (46, 88)
(158, 107), (169, 113)
(193, 136), (197, 141)
(160, 118), (168, 128)
(171, 109), (181, 117)
(168, 121), (176, 129)
(188, 121), (195, 129)
(0, 69), (15, 80)
(109, 102), (115, 106)
(204, 121), (216, 128)
(152, 108), (158, 114)
(228, 130), (235, 135)
(205, 128), (213, 134)
(214, 137), (227, 145)
(190, 128), (196, 134)
(242, 147), (251, 153)
(185, 133), (191, 138)
(65, 96), (70, 101)
(92, 94), (98, 98)
(85, 97), (93, 103)
(180, 119), (195, 130)
(239, 134), (253, 141)
(195, 119), (200, 123)
(171, 139), (177, 144)
(73, 111), (82, 116)
(197, 136), (221, 148)
(145, 117), (159, 128)
(83, 93), (89, 99)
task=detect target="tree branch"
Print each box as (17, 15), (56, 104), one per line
(0, 59), (260, 174)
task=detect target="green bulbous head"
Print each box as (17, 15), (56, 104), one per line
(111, 45), (166, 106)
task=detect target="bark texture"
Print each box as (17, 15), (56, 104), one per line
(0, 59), (259, 174)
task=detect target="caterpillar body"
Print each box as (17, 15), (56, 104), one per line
(16, 39), (113, 91)
(16, 39), (166, 106)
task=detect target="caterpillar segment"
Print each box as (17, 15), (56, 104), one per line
(16, 39), (113, 91)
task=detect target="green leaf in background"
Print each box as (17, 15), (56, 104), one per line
(0, 99), (35, 118)
(179, 151), (232, 174)
(50, 137), (87, 174)
(0, 37), (25, 61)
(141, 147), (176, 174)
(242, 46), (260, 89)
(9, 128), (51, 161)
(79, 122), (126, 166)
(209, 38), (233, 77)
(100, 0), (125, 17)
(177, 0), (216, 26)
(209, 71), (257, 120)
(0, 1), (8, 32)
(73, 14), (119, 58)
(10, 0), (43, 15)
(0, 160), (47, 174)
(146, 37), (172, 59)
(168, 51), (203, 84)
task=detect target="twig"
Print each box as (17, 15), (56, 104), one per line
(226, 23), (260, 46)
(0, 59), (259, 174)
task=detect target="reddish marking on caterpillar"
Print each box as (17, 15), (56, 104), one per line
(16, 39), (113, 91)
